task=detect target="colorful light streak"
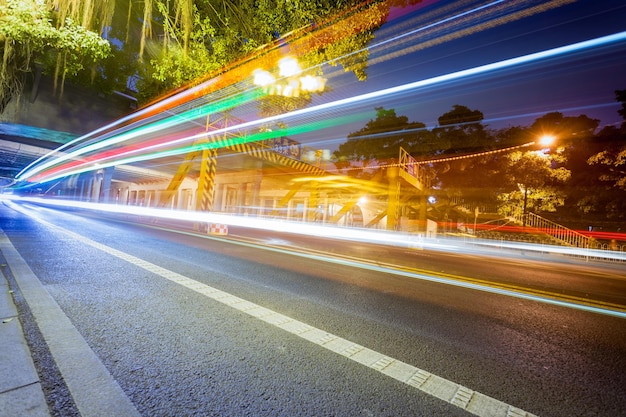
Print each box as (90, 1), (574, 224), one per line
(14, 0), (434, 185)
(4, 195), (625, 319)
(17, 0), (401, 183)
(17, 29), (626, 185)
(25, 112), (365, 183)
(17, 90), (263, 182)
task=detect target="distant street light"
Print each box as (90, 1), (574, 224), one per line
(535, 134), (556, 155)
(252, 69), (275, 87)
(522, 133), (555, 226)
(278, 57), (301, 77)
(538, 134), (555, 147)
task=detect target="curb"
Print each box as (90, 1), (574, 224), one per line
(0, 267), (50, 417)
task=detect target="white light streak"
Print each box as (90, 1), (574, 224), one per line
(6, 195), (625, 264)
(17, 30), (626, 184)
(5, 195), (625, 319)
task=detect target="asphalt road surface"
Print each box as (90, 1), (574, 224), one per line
(1, 199), (625, 417)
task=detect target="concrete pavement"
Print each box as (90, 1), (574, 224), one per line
(1, 224), (142, 417)
(0, 260), (50, 417)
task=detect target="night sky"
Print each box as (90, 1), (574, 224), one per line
(304, 0), (626, 149)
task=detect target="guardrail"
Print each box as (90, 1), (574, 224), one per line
(399, 147), (430, 190)
(513, 211), (592, 248)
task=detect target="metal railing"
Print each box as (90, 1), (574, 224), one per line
(514, 211), (592, 248)
(399, 147), (430, 190)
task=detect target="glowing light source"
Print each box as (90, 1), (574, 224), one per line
(252, 69), (275, 87)
(253, 56), (326, 98)
(278, 57), (301, 77)
(538, 134), (555, 147)
(299, 75), (326, 92)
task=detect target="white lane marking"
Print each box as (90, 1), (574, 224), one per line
(232, 236), (626, 319)
(20, 211), (539, 417)
(0, 230), (142, 417)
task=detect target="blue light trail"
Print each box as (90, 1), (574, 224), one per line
(16, 30), (626, 184)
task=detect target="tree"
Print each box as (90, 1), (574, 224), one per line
(588, 90), (626, 191)
(134, 0), (396, 103)
(581, 90), (626, 225)
(433, 105), (491, 153)
(3, 0), (407, 110)
(0, 0), (111, 112)
(497, 149), (571, 220)
(333, 107), (429, 178)
(430, 105), (498, 203)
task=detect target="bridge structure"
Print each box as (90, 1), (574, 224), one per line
(3, 81), (595, 246)
(1, 84), (432, 233)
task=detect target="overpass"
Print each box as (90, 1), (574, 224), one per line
(1, 75), (437, 233)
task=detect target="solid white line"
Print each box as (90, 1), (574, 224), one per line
(0, 230), (141, 417)
(16, 211), (540, 417)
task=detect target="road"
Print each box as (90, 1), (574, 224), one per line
(1, 199), (625, 417)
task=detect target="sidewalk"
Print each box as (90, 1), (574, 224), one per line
(0, 265), (51, 416)
(0, 225), (141, 417)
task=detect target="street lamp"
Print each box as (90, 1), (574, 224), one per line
(538, 134), (555, 147)
(535, 134), (556, 155)
(278, 57), (301, 77)
(252, 56), (326, 97)
(521, 133), (555, 227)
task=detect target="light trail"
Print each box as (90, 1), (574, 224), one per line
(0, 200), (550, 417)
(16, 76), (224, 176)
(5, 195), (626, 319)
(24, 113), (364, 183)
(15, 0), (398, 183)
(16, 90), (263, 182)
(5, 195), (625, 264)
(17, 29), (626, 184)
(368, 0), (577, 67)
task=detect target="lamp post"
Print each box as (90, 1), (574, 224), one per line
(522, 184), (528, 227)
(521, 133), (556, 227)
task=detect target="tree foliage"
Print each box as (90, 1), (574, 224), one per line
(333, 107), (429, 178)
(588, 90), (626, 191)
(430, 105), (497, 200)
(3, 0), (419, 108)
(0, 0), (111, 111)
(133, 0), (397, 102)
(333, 106), (596, 222)
(433, 104), (490, 153)
(496, 149), (571, 218)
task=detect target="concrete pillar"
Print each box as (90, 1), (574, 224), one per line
(237, 183), (247, 214)
(214, 184), (224, 212)
(82, 178), (90, 201)
(100, 167), (114, 203)
(417, 192), (428, 234)
(307, 181), (319, 222)
(252, 162), (263, 216)
(121, 188), (129, 205)
(90, 173), (102, 202)
(386, 167), (400, 231)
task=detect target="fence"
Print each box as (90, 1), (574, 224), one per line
(513, 212), (592, 248)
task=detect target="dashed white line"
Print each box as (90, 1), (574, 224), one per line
(20, 213), (540, 417)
